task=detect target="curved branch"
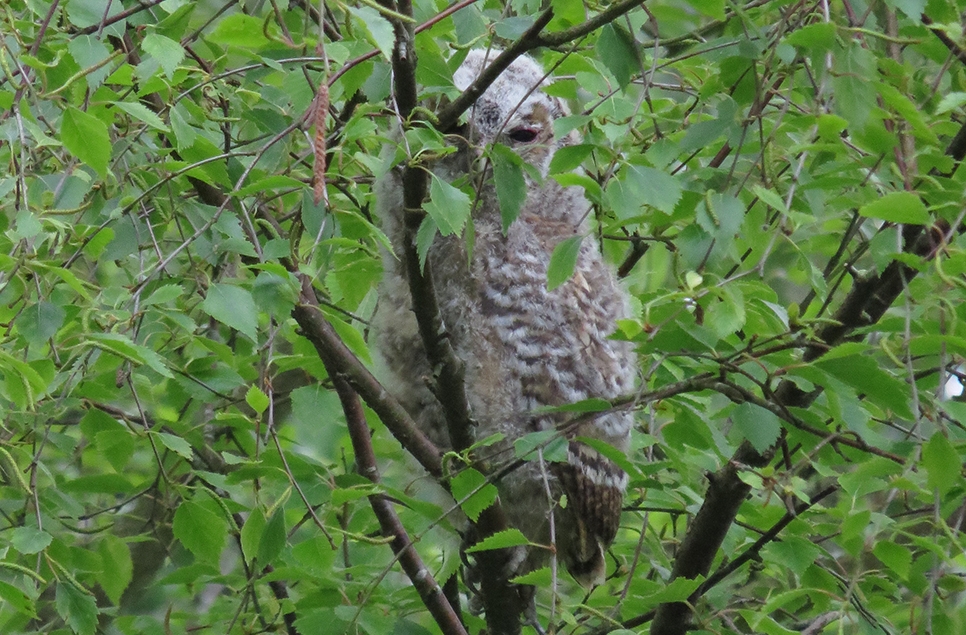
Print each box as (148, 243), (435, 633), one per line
(331, 372), (467, 635)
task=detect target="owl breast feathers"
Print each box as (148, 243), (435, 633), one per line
(373, 49), (637, 587)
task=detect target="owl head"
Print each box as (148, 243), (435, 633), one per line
(453, 49), (572, 176)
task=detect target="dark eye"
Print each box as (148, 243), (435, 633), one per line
(507, 127), (539, 143)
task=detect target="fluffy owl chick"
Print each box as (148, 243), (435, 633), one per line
(373, 50), (637, 587)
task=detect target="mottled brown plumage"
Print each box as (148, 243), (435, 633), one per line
(373, 50), (637, 587)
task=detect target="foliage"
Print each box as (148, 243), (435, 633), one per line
(1, 0), (966, 634)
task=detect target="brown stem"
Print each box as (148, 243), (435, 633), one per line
(330, 373), (467, 635)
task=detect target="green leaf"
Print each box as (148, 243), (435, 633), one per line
(490, 144), (527, 231)
(784, 22), (836, 52)
(549, 144), (594, 174)
(169, 102), (197, 149)
(257, 508), (287, 566)
(18, 301), (65, 345)
(97, 535), (133, 605)
(61, 107), (111, 177)
(153, 431), (194, 460)
(111, 100), (169, 131)
(450, 468), (499, 522)
(936, 92), (966, 115)
(424, 174), (471, 236)
(142, 284), (184, 306)
(55, 583), (97, 635)
(606, 163), (682, 217)
(86, 332), (174, 378)
(348, 6), (394, 61)
(415, 214), (438, 272)
(173, 499), (228, 563)
(201, 283), (259, 342)
(140, 33), (184, 80)
(246, 385), (270, 414)
(598, 23), (637, 87)
(686, 0), (725, 19)
(547, 235), (583, 291)
(832, 43), (876, 130)
(10, 527), (52, 555)
(513, 430), (568, 463)
(873, 541), (912, 579)
(465, 528), (531, 553)
(730, 402), (781, 453)
(884, 0), (924, 22)
(706, 284), (746, 339)
(761, 536), (822, 578)
(751, 185), (789, 215)
(922, 432), (961, 495)
(858, 191), (929, 225)
(241, 507), (266, 564)
(0, 580), (36, 618)
(67, 35), (113, 90)
(207, 14), (271, 49)
(0, 352), (52, 409)
(814, 352), (913, 419)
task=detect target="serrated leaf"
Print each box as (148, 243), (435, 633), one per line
(10, 527), (52, 554)
(348, 6), (394, 62)
(154, 431), (193, 460)
(490, 144), (527, 231)
(0, 580), (36, 618)
(513, 430), (568, 463)
(201, 283), (259, 342)
(785, 22), (836, 52)
(141, 33), (184, 80)
(606, 163), (682, 217)
(730, 402), (782, 453)
(86, 332), (174, 378)
(549, 144), (594, 174)
(169, 102), (197, 149)
(241, 507), (266, 564)
(922, 432), (961, 495)
(761, 536), (822, 578)
(207, 14), (270, 49)
(858, 191), (929, 225)
(814, 353), (913, 419)
(55, 583), (97, 635)
(751, 185), (789, 215)
(111, 100), (168, 131)
(465, 528), (531, 553)
(235, 175), (305, 197)
(67, 35), (112, 91)
(257, 508), (287, 566)
(18, 301), (65, 345)
(415, 214), (438, 272)
(598, 23), (637, 86)
(142, 284), (184, 306)
(61, 107), (111, 177)
(424, 174), (471, 236)
(173, 499), (227, 563)
(511, 566), (553, 586)
(449, 468), (498, 522)
(936, 92), (966, 115)
(547, 235), (583, 291)
(246, 385), (270, 414)
(873, 541), (912, 579)
(98, 535), (133, 605)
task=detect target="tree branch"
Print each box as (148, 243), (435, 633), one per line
(292, 276), (443, 477)
(330, 372), (467, 635)
(436, 0), (646, 132)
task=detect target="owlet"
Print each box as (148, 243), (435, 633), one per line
(373, 49), (637, 587)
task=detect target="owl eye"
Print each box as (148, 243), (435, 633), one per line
(507, 127), (539, 143)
